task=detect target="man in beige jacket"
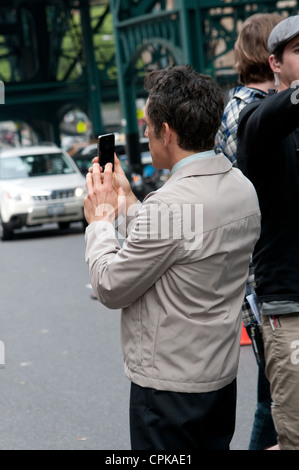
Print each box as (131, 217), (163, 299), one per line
(84, 65), (261, 450)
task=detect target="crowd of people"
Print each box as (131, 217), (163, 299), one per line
(84, 14), (299, 450)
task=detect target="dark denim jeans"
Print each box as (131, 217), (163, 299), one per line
(246, 327), (277, 450)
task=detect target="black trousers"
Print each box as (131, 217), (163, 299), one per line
(130, 380), (237, 451)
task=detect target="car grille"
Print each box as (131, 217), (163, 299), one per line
(32, 189), (75, 201)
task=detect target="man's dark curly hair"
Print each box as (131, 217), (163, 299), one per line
(144, 65), (224, 152)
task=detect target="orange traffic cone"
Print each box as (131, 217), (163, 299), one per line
(241, 324), (251, 346)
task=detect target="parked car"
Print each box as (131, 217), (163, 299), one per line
(71, 138), (169, 200)
(72, 141), (126, 172)
(0, 145), (87, 240)
(72, 140), (147, 199)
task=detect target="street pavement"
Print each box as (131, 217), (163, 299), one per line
(0, 223), (258, 450)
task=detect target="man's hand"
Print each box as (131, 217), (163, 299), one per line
(84, 162), (119, 225)
(84, 155), (138, 225)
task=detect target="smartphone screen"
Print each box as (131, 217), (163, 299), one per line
(98, 133), (115, 171)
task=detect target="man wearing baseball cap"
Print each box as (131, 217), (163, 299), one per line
(237, 15), (299, 450)
(268, 15), (299, 91)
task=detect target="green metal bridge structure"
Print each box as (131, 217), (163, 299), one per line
(1, 0), (299, 168)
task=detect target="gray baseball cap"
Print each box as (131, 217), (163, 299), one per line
(268, 15), (299, 54)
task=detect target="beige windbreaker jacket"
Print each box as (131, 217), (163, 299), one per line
(85, 154), (261, 393)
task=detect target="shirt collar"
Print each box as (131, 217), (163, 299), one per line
(231, 86), (267, 102)
(170, 150), (216, 176)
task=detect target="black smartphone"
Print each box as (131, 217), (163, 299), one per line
(98, 133), (115, 171)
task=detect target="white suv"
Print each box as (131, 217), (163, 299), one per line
(0, 145), (87, 240)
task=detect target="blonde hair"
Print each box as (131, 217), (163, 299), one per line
(235, 13), (283, 84)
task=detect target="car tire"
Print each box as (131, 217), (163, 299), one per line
(2, 223), (14, 241)
(58, 222), (71, 230)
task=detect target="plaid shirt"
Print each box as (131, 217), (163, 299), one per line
(241, 263), (257, 327)
(216, 86), (267, 165)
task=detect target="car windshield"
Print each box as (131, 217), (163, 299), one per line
(0, 152), (76, 180)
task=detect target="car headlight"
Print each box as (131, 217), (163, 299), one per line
(74, 187), (85, 198)
(6, 191), (32, 203)
(20, 193), (33, 203)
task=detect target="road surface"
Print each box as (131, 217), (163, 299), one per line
(0, 223), (258, 450)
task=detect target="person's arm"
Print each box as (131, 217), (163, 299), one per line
(239, 85), (299, 144)
(84, 159), (181, 310)
(85, 198), (180, 310)
(237, 86), (299, 175)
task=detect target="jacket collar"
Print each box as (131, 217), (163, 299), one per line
(143, 154), (233, 203)
(165, 153), (232, 185)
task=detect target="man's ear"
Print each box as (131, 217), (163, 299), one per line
(269, 54), (281, 73)
(161, 122), (171, 146)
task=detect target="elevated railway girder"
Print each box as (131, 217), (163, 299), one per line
(112, 0), (299, 169)
(0, 0), (113, 143)
(0, 1), (299, 167)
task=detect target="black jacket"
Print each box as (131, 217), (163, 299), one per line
(237, 86), (299, 302)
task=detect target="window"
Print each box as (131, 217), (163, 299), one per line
(0, 153), (76, 179)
